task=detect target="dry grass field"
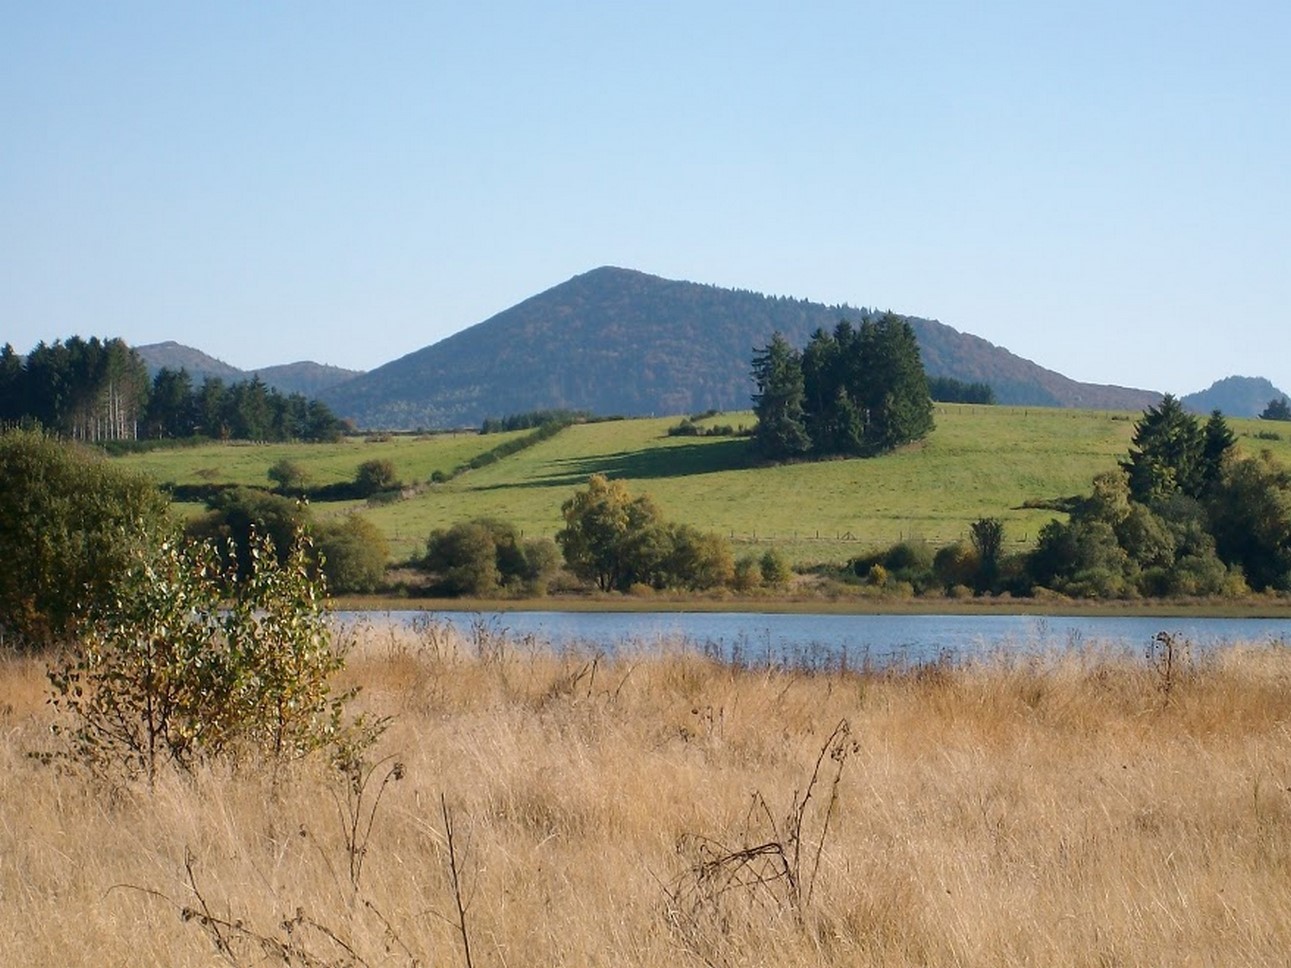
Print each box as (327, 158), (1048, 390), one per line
(3, 625), (1290, 966)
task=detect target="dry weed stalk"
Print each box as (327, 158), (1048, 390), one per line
(665, 718), (859, 960)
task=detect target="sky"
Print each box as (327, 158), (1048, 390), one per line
(2, 2), (1288, 396)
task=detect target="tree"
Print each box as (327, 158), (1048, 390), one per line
(1201, 410), (1237, 487)
(315, 515), (389, 594)
(969, 517), (1005, 591)
(556, 475), (664, 592)
(751, 333), (810, 460)
(423, 518), (551, 596)
(759, 548), (793, 587)
(47, 530), (380, 782)
(752, 316), (934, 462)
(1028, 517), (1131, 598)
(662, 525), (735, 591)
(0, 343), (27, 423)
(860, 314), (935, 454)
(187, 487), (312, 577)
(0, 429), (170, 649)
(1207, 451), (1291, 591)
(1260, 396), (1291, 421)
(1121, 395), (1206, 503)
(355, 458), (399, 497)
(268, 458), (312, 495)
(144, 367), (196, 438)
(424, 520), (509, 596)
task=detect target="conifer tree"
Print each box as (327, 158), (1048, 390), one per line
(750, 333), (810, 460)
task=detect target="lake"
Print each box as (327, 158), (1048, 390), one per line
(342, 610), (1291, 669)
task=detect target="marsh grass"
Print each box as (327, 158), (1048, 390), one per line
(4, 629), (1290, 966)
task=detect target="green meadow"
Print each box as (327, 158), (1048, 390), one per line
(115, 406), (1291, 567)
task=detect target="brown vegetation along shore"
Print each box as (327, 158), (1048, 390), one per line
(3, 629), (1290, 966)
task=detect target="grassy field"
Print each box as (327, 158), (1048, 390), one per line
(113, 407), (1291, 566)
(5, 627), (1290, 966)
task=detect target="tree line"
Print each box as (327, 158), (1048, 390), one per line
(0, 337), (346, 443)
(751, 315), (935, 461)
(851, 397), (1291, 598)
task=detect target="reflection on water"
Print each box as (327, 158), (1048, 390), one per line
(337, 610), (1291, 670)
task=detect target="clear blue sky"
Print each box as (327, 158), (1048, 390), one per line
(3, 2), (1288, 396)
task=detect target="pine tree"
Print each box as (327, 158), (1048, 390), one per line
(860, 314), (934, 454)
(750, 333), (810, 460)
(1201, 409), (1236, 491)
(1121, 395), (1206, 503)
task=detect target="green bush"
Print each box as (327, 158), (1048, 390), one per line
(315, 515), (389, 594)
(267, 458), (311, 495)
(187, 487), (311, 577)
(0, 428), (170, 650)
(760, 548), (793, 587)
(732, 555), (762, 592)
(423, 518), (557, 596)
(354, 458), (399, 497)
(47, 530), (380, 782)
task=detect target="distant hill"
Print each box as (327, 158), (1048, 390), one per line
(319, 267), (1161, 430)
(136, 341), (243, 384)
(1181, 376), (1290, 418)
(136, 342), (361, 397)
(252, 361), (362, 396)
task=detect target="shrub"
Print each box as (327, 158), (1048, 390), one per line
(315, 515), (389, 594)
(0, 428), (170, 650)
(933, 542), (979, 590)
(354, 458), (399, 497)
(187, 487), (311, 577)
(47, 530), (379, 782)
(666, 525), (735, 591)
(732, 555), (762, 592)
(423, 519), (555, 596)
(520, 537), (562, 595)
(267, 458), (311, 494)
(760, 548), (793, 587)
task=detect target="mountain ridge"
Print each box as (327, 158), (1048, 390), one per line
(135, 341), (363, 397)
(318, 267), (1163, 429)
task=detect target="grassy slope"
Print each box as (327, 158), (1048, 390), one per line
(113, 408), (1291, 566)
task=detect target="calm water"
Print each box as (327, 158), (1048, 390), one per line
(342, 610), (1291, 669)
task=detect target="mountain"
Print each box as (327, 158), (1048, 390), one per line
(135, 341), (243, 384)
(319, 267), (1161, 430)
(1181, 376), (1290, 418)
(251, 361), (363, 396)
(135, 342), (362, 396)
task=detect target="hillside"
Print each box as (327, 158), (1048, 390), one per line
(136, 342), (362, 396)
(135, 341), (243, 383)
(252, 361), (363, 396)
(1182, 376), (1290, 418)
(319, 267), (1161, 429)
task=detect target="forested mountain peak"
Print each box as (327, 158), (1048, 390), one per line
(318, 267), (1162, 429)
(1181, 376), (1291, 417)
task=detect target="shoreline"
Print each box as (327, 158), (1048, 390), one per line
(329, 592), (1291, 620)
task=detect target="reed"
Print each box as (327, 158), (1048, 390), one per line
(3, 628), (1289, 966)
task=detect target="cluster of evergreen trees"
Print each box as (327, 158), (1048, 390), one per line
(928, 376), (995, 405)
(751, 315), (935, 460)
(0, 338), (149, 441)
(0, 338), (345, 443)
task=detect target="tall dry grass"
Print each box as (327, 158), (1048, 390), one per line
(2, 623), (1289, 966)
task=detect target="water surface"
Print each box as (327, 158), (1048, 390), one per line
(343, 610), (1291, 668)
